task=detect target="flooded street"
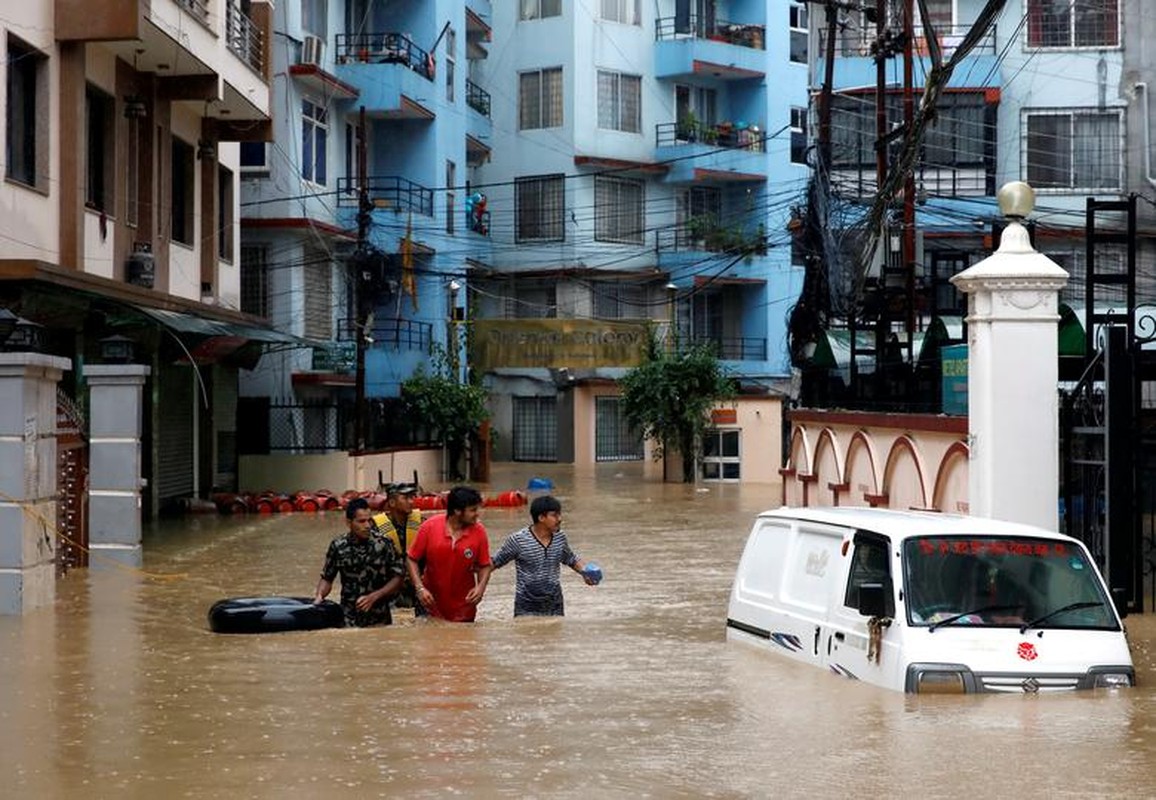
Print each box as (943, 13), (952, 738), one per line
(4, 463), (1156, 798)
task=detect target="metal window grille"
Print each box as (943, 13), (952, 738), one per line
(1027, 0), (1118, 48)
(1024, 109), (1122, 191)
(513, 396), (557, 462)
(593, 281), (646, 319)
(595, 396), (644, 461)
(597, 71), (641, 133)
(303, 244), (332, 340)
(595, 175), (644, 244)
(515, 174), (565, 242)
(240, 245), (269, 317)
(519, 67), (562, 130)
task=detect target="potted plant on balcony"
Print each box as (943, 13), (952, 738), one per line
(677, 110), (699, 143)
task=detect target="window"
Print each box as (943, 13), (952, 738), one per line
(595, 176), (644, 244)
(597, 70), (641, 133)
(85, 85), (115, 212)
(302, 0), (328, 38)
(344, 123), (354, 189)
(679, 186), (721, 246)
(520, 0), (561, 20)
(600, 0), (640, 25)
(519, 68), (563, 130)
(6, 36), (47, 189)
(512, 396), (557, 461)
(593, 282), (646, 319)
(241, 245), (269, 317)
(701, 429), (740, 480)
(126, 114), (140, 226)
(240, 142), (268, 174)
(515, 174), (565, 242)
(445, 27), (455, 102)
(218, 166), (234, 261)
(844, 536), (894, 616)
(506, 282), (557, 319)
(445, 160), (455, 235)
(302, 98), (328, 185)
(595, 396), (643, 461)
(789, 1), (808, 63)
(1026, 0), (1118, 48)
(303, 243), (331, 339)
(171, 137), (195, 245)
(1024, 110), (1121, 191)
(790, 106), (808, 164)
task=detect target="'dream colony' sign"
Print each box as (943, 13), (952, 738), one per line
(472, 319), (648, 370)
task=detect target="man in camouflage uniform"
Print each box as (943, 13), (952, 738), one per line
(313, 497), (404, 627)
(372, 482), (424, 609)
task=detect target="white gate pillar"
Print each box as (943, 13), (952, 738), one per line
(951, 182), (1068, 530)
(0, 352), (71, 614)
(87, 364), (150, 567)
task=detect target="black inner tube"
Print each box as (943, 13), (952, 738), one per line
(207, 596), (345, 634)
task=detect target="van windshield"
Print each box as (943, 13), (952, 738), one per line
(903, 536), (1117, 630)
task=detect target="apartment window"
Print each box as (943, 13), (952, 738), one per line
(171, 137), (195, 245)
(515, 174), (565, 242)
(445, 27), (455, 102)
(512, 396), (557, 462)
(519, 67), (563, 130)
(241, 245), (269, 317)
(218, 166), (234, 261)
(125, 114), (140, 226)
(85, 85), (115, 212)
(680, 186), (722, 245)
(702, 429), (741, 481)
(6, 36), (47, 189)
(593, 282), (646, 319)
(302, 98), (328, 185)
(1024, 109), (1122, 191)
(600, 0), (640, 25)
(594, 396), (644, 461)
(789, 1), (808, 63)
(597, 70), (641, 134)
(506, 282), (557, 319)
(1027, 0), (1118, 48)
(790, 106), (808, 164)
(520, 0), (561, 20)
(302, 0), (328, 38)
(445, 160), (456, 235)
(240, 142), (268, 173)
(595, 175), (644, 244)
(303, 243), (332, 340)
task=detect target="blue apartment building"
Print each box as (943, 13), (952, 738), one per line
(472, 0), (809, 470)
(238, 0), (493, 451)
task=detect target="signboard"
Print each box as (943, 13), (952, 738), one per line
(472, 319), (648, 370)
(941, 343), (967, 416)
(311, 342), (357, 374)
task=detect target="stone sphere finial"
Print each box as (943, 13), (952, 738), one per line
(998, 181), (1035, 219)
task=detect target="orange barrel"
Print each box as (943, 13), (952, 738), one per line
(316, 492), (340, 511)
(215, 494), (249, 515)
(254, 495), (277, 514)
(366, 493), (387, 512)
(276, 495), (295, 513)
(295, 494), (320, 513)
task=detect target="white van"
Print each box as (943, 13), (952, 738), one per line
(726, 507), (1134, 693)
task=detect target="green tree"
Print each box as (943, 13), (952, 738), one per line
(401, 345), (489, 479)
(620, 333), (734, 483)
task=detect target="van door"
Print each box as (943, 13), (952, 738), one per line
(823, 532), (901, 690)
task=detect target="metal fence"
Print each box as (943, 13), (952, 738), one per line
(337, 175), (434, 216)
(226, 0), (264, 73)
(466, 79), (491, 117)
(335, 32), (434, 80)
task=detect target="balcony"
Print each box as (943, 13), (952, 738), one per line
(679, 336), (767, 361)
(335, 33), (434, 79)
(333, 33), (437, 118)
(339, 318), (433, 352)
(226, 0), (264, 74)
(336, 176), (434, 216)
(655, 15), (766, 81)
(466, 79), (491, 117)
(655, 122), (768, 184)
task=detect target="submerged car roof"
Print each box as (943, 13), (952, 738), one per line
(759, 506), (1076, 544)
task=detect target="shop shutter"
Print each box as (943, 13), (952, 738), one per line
(155, 363), (195, 502)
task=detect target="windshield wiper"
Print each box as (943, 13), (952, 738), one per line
(927, 604), (1024, 632)
(1019, 601), (1104, 634)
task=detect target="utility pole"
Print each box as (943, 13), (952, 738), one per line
(902, 0), (916, 360)
(817, 0), (839, 172)
(353, 105), (370, 453)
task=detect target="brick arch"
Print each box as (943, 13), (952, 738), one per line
(932, 441), (970, 514)
(881, 435), (930, 510)
(781, 426), (814, 506)
(812, 428), (843, 507)
(787, 425), (813, 475)
(844, 430), (881, 508)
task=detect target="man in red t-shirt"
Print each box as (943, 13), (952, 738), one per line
(407, 486), (492, 622)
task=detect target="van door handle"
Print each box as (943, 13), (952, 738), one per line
(813, 626), (820, 655)
(834, 632), (845, 642)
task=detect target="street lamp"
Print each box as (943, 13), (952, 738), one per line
(3, 316), (43, 353)
(99, 334), (136, 364)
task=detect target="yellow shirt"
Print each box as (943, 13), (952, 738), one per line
(372, 509), (423, 558)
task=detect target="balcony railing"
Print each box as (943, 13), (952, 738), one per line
(655, 15), (765, 50)
(656, 121), (765, 151)
(657, 227), (767, 255)
(680, 336), (767, 361)
(818, 23), (996, 59)
(335, 33), (435, 81)
(337, 176), (434, 216)
(339, 318), (433, 351)
(226, 0), (264, 73)
(466, 79), (491, 117)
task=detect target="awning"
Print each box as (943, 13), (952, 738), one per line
(119, 306), (317, 366)
(134, 306), (310, 345)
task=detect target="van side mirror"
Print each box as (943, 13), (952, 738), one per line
(1112, 587), (1129, 620)
(857, 582), (888, 618)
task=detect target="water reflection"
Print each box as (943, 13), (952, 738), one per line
(2, 463), (1156, 797)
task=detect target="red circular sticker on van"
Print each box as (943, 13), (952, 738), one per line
(1017, 642), (1038, 661)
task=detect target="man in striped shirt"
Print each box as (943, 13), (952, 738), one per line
(491, 495), (598, 617)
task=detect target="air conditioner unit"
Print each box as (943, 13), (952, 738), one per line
(301, 35), (325, 66)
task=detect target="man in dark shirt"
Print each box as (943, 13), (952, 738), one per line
(372, 482), (423, 608)
(314, 497), (404, 627)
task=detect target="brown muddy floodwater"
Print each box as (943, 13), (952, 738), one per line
(4, 463), (1156, 799)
